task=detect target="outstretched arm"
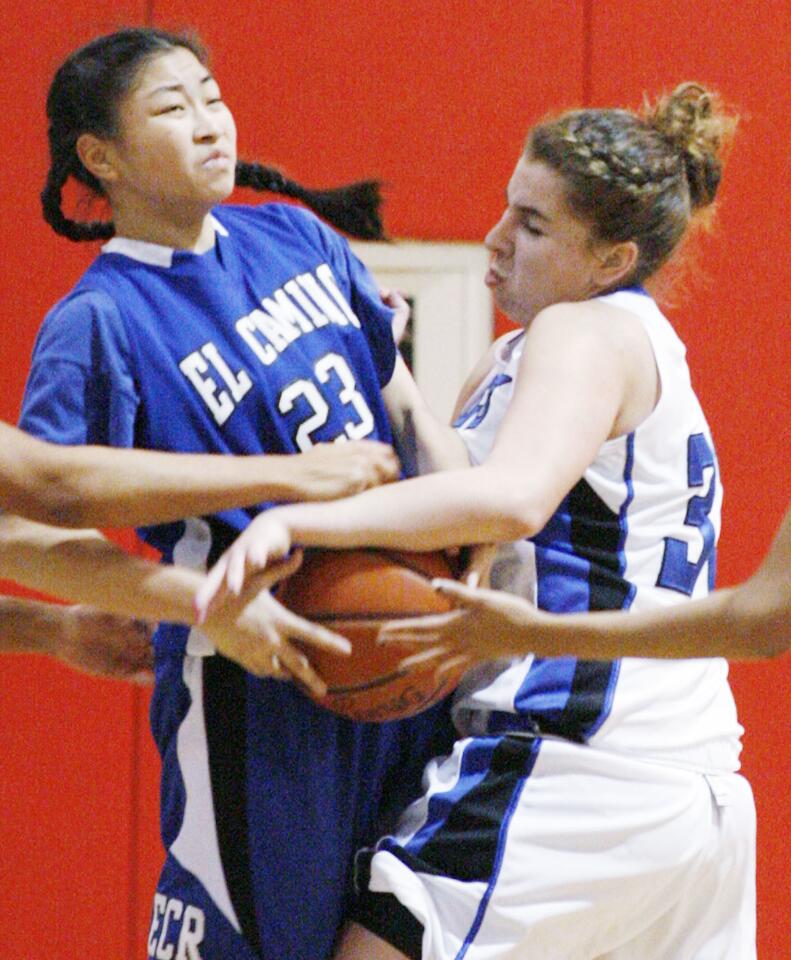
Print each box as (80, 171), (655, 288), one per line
(0, 421), (398, 528)
(0, 512), (348, 694)
(0, 596), (154, 682)
(381, 508), (791, 664)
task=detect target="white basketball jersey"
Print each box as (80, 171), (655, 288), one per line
(452, 289), (742, 773)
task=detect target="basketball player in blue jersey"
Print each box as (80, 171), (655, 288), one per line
(11, 26), (462, 960)
(0, 418), (394, 681)
(202, 85), (756, 958)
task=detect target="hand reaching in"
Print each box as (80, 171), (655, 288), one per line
(199, 552), (350, 697)
(380, 287), (411, 345)
(293, 441), (400, 501)
(378, 578), (542, 680)
(195, 513), (294, 620)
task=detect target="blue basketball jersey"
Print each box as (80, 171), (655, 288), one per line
(22, 203), (395, 558)
(19, 203), (452, 960)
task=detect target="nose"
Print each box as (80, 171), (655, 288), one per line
(193, 103), (223, 142)
(485, 209), (512, 254)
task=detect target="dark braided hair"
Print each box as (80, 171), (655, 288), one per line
(235, 162), (385, 240)
(42, 27), (386, 243)
(527, 83), (737, 284)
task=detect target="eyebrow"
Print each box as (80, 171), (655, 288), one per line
(147, 75), (217, 98)
(514, 203), (552, 223)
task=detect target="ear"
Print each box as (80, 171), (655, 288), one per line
(590, 240), (640, 293)
(76, 133), (120, 184)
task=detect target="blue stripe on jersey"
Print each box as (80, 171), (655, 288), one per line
(534, 497), (592, 612)
(514, 658), (577, 714)
(618, 433), (637, 608)
(353, 737), (540, 958)
(502, 435), (635, 741)
(453, 373), (513, 430)
(584, 658), (622, 739)
(534, 434), (636, 613)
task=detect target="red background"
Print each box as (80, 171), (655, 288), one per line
(1, 1), (788, 956)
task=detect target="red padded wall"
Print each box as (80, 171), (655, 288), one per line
(0, 5), (148, 958)
(1, 2), (787, 957)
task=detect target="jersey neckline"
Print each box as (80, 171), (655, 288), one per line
(100, 214), (229, 267)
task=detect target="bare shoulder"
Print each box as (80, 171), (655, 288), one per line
(520, 301), (658, 437)
(514, 304), (625, 381)
(529, 298), (656, 363)
(528, 299), (650, 350)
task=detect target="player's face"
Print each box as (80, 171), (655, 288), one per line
(108, 47), (237, 220)
(484, 156), (603, 328)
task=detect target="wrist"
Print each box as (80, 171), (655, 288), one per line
(255, 456), (316, 504)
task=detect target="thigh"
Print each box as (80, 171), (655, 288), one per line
(335, 921), (413, 960)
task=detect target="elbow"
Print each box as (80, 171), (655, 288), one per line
(492, 486), (551, 541)
(474, 462), (557, 541)
(17, 473), (91, 528)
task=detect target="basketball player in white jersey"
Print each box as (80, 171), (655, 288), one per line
(201, 83), (756, 958)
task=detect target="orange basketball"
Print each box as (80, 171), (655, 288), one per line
(276, 548), (464, 722)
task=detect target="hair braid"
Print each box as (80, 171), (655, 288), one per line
(235, 161), (386, 241)
(649, 83), (735, 210)
(527, 84), (736, 285)
(557, 123), (683, 198)
(40, 158), (114, 242)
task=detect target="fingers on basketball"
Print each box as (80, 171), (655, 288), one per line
(274, 548), (468, 722)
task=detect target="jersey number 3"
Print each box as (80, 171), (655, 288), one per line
(656, 432), (718, 595)
(278, 352), (375, 451)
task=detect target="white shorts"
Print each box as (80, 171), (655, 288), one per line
(351, 735), (756, 960)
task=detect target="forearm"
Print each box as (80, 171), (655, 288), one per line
(5, 438), (328, 529)
(530, 585), (788, 661)
(275, 464), (538, 552)
(0, 514), (201, 625)
(541, 594), (741, 660)
(0, 596), (71, 655)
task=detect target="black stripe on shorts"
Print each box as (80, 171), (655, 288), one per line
(350, 874), (424, 960)
(203, 655), (263, 958)
(352, 735), (540, 956)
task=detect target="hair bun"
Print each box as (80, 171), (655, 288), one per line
(648, 82), (735, 209)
